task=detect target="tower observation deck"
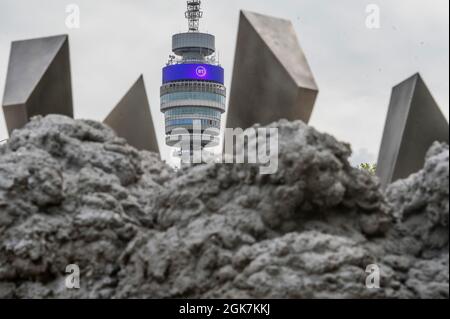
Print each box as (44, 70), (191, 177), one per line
(160, 0), (226, 162)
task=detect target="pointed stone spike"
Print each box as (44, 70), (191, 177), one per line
(377, 73), (449, 188)
(226, 11), (318, 130)
(2, 35), (74, 135)
(104, 76), (160, 154)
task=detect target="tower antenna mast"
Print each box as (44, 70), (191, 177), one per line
(185, 0), (203, 32)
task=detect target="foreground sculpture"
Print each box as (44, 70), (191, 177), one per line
(377, 73), (449, 188)
(2, 35), (73, 135)
(226, 11), (318, 130)
(104, 76), (159, 153)
(0, 115), (448, 299)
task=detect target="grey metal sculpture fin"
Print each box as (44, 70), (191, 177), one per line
(226, 11), (318, 133)
(376, 73), (449, 188)
(104, 76), (160, 154)
(2, 34), (73, 135)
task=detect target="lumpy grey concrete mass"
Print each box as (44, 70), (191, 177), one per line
(0, 115), (448, 299)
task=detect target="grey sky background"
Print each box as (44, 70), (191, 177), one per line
(0, 0), (448, 165)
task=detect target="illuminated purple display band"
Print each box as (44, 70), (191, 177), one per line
(163, 64), (224, 84)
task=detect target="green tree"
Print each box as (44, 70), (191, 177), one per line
(359, 163), (377, 176)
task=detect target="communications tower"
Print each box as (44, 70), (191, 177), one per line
(160, 1), (226, 162)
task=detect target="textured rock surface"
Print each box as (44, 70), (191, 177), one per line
(0, 115), (448, 299)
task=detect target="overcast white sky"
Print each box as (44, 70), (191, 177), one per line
(0, 0), (448, 165)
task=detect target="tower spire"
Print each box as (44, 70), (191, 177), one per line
(185, 0), (203, 32)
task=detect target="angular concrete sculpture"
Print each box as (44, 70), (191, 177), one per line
(2, 35), (73, 135)
(104, 76), (159, 153)
(377, 73), (449, 188)
(226, 11), (318, 130)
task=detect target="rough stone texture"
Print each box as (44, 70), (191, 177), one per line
(383, 142), (449, 299)
(0, 115), (448, 299)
